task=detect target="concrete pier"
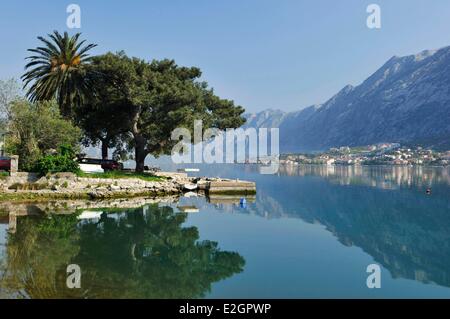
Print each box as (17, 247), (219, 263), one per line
(197, 179), (256, 195)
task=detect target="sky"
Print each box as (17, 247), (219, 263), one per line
(1, 0), (450, 113)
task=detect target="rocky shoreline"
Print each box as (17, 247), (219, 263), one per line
(0, 172), (256, 202)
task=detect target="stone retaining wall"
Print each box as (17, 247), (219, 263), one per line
(0, 172), (189, 200)
(0, 172), (256, 201)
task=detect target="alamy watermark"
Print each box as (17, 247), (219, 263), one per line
(366, 4), (381, 29)
(67, 4), (81, 29)
(171, 120), (280, 174)
(66, 264), (81, 289)
(366, 264), (381, 289)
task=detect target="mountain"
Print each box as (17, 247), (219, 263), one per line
(245, 46), (450, 152)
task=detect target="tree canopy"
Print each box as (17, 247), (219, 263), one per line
(21, 31), (97, 117)
(5, 99), (81, 171)
(0, 78), (21, 123)
(16, 31), (246, 172)
(76, 52), (246, 171)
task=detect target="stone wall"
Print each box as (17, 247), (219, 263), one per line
(0, 172), (40, 190)
(0, 172), (256, 201)
(0, 172), (190, 200)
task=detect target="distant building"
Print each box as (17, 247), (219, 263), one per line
(443, 151), (450, 160)
(393, 159), (408, 165)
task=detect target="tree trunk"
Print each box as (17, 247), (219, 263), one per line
(134, 135), (147, 173)
(131, 106), (147, 173)
(101, 140), (108, 160)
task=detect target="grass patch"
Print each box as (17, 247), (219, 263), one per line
(0, 171), (9, 179)
(76, 170), (165, 182)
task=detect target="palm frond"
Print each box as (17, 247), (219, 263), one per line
(21, 31), (97, 117)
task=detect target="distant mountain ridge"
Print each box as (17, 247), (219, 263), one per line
(245, 46), (450, 152)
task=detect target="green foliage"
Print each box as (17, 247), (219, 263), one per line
(5, 100), (81, 171)
(80, 52), (246, 171)
(58, 143), (77, 157)
(21, 31), (97, 117)
(0, 78), (20, 121)
(20, 33), (246, 172)
(73, 61), (131, 159)
(34, 145), (80, 175)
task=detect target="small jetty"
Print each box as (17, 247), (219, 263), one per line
(154, 172), (256, 195)
(196, 178), (256, 195)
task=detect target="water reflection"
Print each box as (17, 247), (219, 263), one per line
(0, 165), (449, 298)
(0, 205), (245, 299)
(278, 164), (450, 189)
(258, 187), (450, 287)
(177, 165), (450, 289)
(228, 166), (450, 288)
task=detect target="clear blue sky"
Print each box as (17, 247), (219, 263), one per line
(1, 0), (450, 113)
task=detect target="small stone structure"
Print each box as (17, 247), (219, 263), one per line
(10, 155), (19, 173)
(197, 178), (256, 194)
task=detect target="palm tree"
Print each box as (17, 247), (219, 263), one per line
(21, 31), (97, 117)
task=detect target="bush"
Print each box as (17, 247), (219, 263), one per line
(34, 145), (80, 175)
(5, 99), (82, 171)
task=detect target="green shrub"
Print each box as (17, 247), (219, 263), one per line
(0, 172), (9, 179)
(5, 99), (82, 172)
(34, 145), (80, 176)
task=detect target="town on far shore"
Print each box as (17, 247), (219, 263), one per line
(279, 143), (450, 167)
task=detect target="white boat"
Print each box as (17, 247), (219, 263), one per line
(183, 183), (198, 191)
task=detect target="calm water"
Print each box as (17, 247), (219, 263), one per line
(1, 164), (450, 298)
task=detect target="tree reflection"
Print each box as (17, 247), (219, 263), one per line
(0, 205), (245, 299)
(1, 214), (80, 298)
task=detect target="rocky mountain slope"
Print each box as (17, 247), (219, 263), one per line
(245, 46), (450, 152)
